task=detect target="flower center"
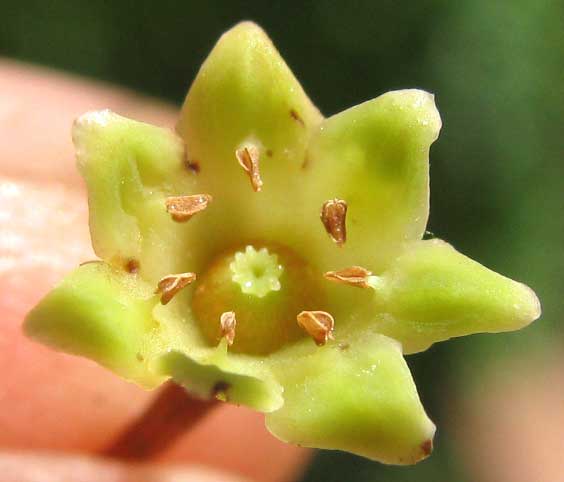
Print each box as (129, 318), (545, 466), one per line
(230, 246), (283, 298)
(191, 243), (326, 355)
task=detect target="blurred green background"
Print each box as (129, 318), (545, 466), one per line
(1, 1), (562, 481)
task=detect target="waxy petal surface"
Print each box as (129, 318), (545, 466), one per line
(267, 333), (435, 464)
(371, 239), (541, 353)
(25, 262), (164, 387)
(304, 90), (441, 272)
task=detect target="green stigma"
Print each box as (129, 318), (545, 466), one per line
(230, 246), (283, 298)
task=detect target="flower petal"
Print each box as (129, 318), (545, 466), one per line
(74, 110), (204, 283)
(154, 350), (283, 412)
(148, 290), (286, 413)
(303, 89), (441, 272)
(24, 261), (284, 410)
(371, 239), (542, 353)
(266, 333), (435, 464)
(24, 262), (165, 388)
(177, 21), (322, 177)
(175, 22), (324, 257)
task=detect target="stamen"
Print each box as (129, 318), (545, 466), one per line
(236, 145), (263, 192)
(165, 194), (212, 222)
(297, 310), (335, 346)
(324, 266), (372, 288)
(320, 199), (347, 246)
(220, 311), (237, 346)
(155, 272), (197, 305)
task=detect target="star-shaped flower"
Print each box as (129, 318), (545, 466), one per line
(25, 22), (540, 464)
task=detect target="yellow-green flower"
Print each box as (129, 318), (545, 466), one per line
(25, 22), (540, 464)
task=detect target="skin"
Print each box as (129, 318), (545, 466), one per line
(0, 59), (309, 482)
(450, 348), (564, 482)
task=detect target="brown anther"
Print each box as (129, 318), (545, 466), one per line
(297, 310), (335, 346)
(220, 311), (237, 346)
(236, 145), (263, 192)
(165, 194), (212, 222)
(324, 266), (373, 288)
(155, 272), (197, 305)
(320, 199), (348, 246)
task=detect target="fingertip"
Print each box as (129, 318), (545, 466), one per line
(0, 451), (252, 482)
(0, 59), (177, 186)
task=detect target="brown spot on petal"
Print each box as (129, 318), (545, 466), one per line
(236, 145), (263, 192)
(320, 199), (347, 246)
(125, 258), (140, 274)
(301, 152), (311, 169)
(266, 149), (273, 157)
(297, 310), (335, 346)
(211, 381), (231, 402)
(324, 266), (372, 288)
(290, 109), (305, 127)
(165, 194), (212, 222)
(421, 439), (433, 457)
(220, 311), (237, 346)
(185, 159), (200, 174)
(155, 272), (197, 305)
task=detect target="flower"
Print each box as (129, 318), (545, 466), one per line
(24, 22), (541, 464)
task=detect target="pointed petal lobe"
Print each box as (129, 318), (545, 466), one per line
(304, 90), (441, 271)
(372, 239), (541, 353)
(267, 333), (435, 464)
